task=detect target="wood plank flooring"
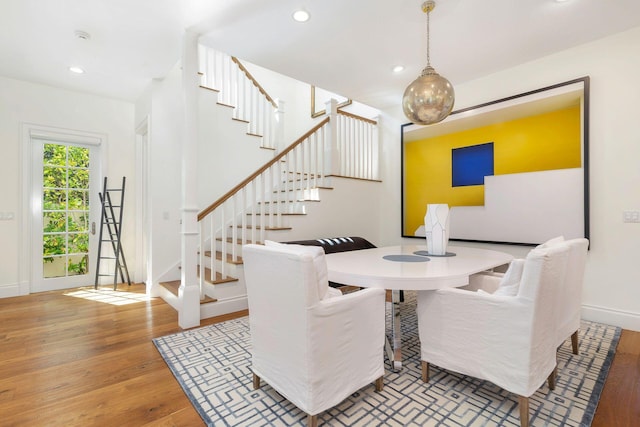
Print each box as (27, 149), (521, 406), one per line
(0, 284), (637, 426)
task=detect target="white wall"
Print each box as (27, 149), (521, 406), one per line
(144, 66), (184, 284)
(196, 88), (274, 205)
(0, 75), (135, 297)
(378, 26), (640, 331)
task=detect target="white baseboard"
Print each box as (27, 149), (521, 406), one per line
(0, 283), (21, 298)
(582, 304), (640, 332)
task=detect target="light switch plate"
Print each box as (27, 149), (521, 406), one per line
(623, 210), (640, 223)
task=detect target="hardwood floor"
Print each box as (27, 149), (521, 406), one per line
(0, 284), (637, 426)
(592, 329), (640, 426)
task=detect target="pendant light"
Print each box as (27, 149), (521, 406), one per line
(402, 0), (455, 125)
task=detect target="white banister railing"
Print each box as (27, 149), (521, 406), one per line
(197, 119), (331, 287)
(324, 100), (380, 181)
(198, 45), (280, 150)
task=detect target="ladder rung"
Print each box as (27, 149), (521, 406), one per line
(100, 256), (116, 260)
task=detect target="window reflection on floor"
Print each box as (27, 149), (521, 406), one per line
(64, 287), (150, 306)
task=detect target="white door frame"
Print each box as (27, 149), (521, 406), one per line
(135, 116), (151, 292)
(20, 123), (107, 294)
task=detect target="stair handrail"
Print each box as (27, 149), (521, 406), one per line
(230, 56), (277, 109)
(198, 45), (282, 149)
(337, 109), (377, 125)
(198, 117), (330, 221)
(197, 117), (331, 294)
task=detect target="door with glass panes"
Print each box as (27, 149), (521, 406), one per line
(31, 140), (100, 292)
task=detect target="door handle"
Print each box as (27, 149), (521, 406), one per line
(91, 222), (96, 235)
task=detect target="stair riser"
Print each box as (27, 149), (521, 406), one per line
(203, 278), (247, 301)
(255, 201), (307, 214)
(270, 188), (321, 201)
(201, 259), (242, 278)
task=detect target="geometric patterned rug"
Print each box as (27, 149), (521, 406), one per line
(153, 291), (620, 426)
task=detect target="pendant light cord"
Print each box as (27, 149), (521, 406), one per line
(426, 7), (431, 67)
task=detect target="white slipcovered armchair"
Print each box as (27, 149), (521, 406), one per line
(242, 243), (386, 426)
(553, 238), (589, 353)
(466, 237), (590, 354)
(416, 244), (570, 427)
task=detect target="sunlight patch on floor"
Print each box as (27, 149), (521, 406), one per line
(64, 288), (151, 306)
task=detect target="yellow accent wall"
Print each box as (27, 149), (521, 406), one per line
(404, 105), (581, 235)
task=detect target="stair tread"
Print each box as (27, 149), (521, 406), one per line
(274, 186), (333, 193)
(175, 266), (240, 285)
(246, 212), (305, 216)
(216, 237), (263, 245)
(235, 225), (292, 231)
(204, 250), (243, 265)
(199, 85), (220, 93)
(159, 280), (218, 304)
(200, 267), (240, 285)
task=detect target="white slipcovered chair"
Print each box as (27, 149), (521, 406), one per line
(551, 238), (589, 353)
(242, 243), (386, 426)
(416, 243), (570, 427)
(467, 237), (590, 354)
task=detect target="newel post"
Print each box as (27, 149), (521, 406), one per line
(325, 99), (340, 176)
(179, 29), (201, 329)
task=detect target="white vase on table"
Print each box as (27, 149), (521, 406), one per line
(424, 204), (450, 255)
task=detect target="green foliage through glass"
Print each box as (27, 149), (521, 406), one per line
(42, 143), (90, 278)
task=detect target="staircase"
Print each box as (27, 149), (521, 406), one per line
(158, 44), (381, 328)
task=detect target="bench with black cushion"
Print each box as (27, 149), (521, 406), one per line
(282, 237), (375, 293)
(282, 237), (403, 302)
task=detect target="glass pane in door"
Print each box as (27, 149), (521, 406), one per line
(42, 143), (90, 278)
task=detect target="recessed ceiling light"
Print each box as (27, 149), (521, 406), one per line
(69, 66), (85, 74)
(393, 65), (405, 73)
(292, 10), (310, 22)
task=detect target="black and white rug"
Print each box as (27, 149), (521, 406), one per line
(153, 293), (620, 426)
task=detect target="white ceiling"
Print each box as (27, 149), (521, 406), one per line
(2, 0), (640, 111)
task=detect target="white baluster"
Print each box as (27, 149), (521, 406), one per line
(373, 116), (380, 180)
(251, 180), (257, 244)
(209, 214), (215, 286)
(231, 194), (237, 262)
(199, 221), (204, 299)
(259, 172), (266, 243)
(220, 207), (226, 279)
(276, 160), (283, 226)
(241, 186), (247, 246)
(357, 119), (363, 178)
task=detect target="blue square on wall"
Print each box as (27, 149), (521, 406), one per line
(452, 142), (494, 187)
